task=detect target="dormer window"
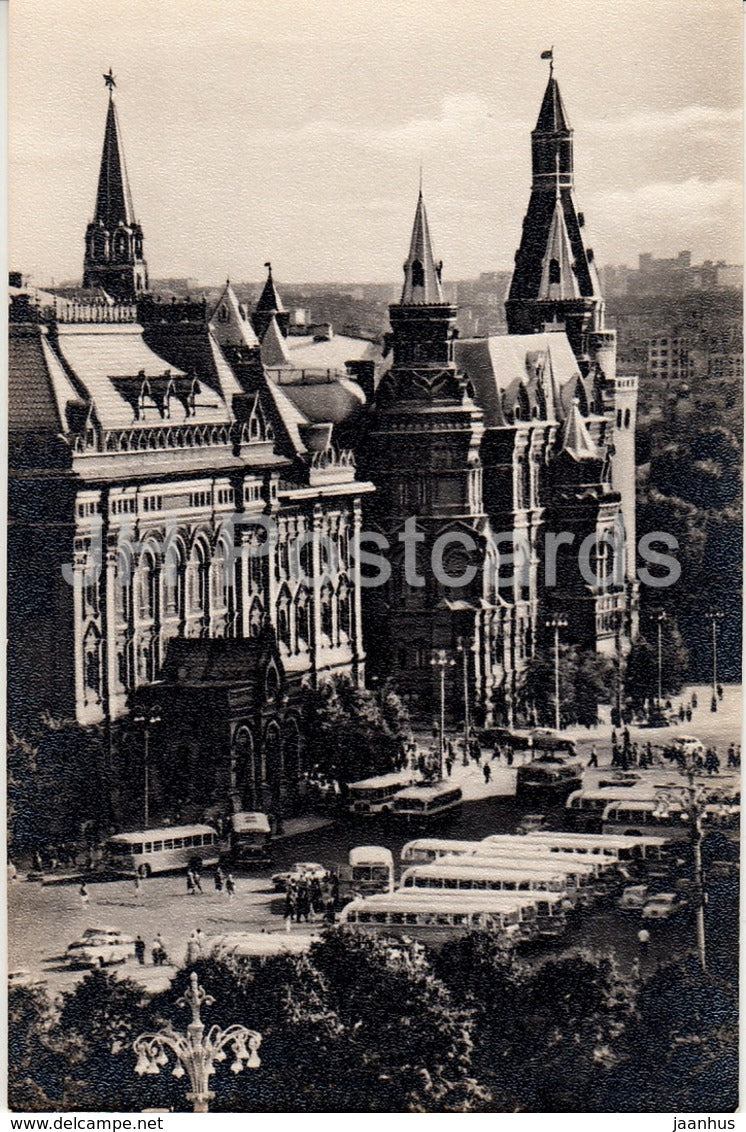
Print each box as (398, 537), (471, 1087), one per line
(411, 259), (425, 288)
(218, 305), (229, 323)
(549, 258), (561, 284)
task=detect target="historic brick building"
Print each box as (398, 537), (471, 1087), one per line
(362, 72), (638, 726)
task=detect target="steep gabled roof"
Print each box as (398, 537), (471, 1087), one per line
(210, 280), (260, 349)
(400, 191), (444, 305)
(260, 314), (291, 366)
(561, 398), (598, 459)
(93, 94), (136, 228)
(538, 195), (582, 300)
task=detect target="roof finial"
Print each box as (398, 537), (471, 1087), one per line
(419, 160), (423, 196)
(540, 47), (554, 78)
(264, 260), (272, 277)
(103, 67), (116, 96)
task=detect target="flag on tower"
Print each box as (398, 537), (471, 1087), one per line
(540, 49), (553, 60)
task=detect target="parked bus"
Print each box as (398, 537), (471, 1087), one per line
(365, 888), (569, 939)
(565, 787), (658, 831)
(339, 892), (528, 948)
(602, 799), (740, 841)
(438, 850), (600, 904)
(401, 838), (491, 866)
(512, 831), (672, 866)
(347, 773), (412, 816)
(348, 846), (394, 895)
(516, 756), (583, 800)
(391, 783), (463, 825)
(230, 812), (272, 866)
(400, 861), (576, 905)
(103, 825), (219, 876)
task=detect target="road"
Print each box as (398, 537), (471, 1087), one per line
(9, 682), (740, 997)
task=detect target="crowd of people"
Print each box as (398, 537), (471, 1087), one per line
(282, 869), (339, 930)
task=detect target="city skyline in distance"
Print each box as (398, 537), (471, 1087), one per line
(9, 0), (743, 286)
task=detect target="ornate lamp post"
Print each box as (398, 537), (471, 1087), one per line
(133, 707), (162, 828)
(133, 971), (262, 1113)
(545, 617), (568, 731)
(705, 610), (723, 713)
(430, 649), (455, 779)
(652, 610), (667, 713)
(455, 637), (472, 767)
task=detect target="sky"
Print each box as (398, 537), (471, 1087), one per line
(8, 0), (744, 285)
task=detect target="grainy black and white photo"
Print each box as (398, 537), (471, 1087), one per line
(7, 0), (742, 1117)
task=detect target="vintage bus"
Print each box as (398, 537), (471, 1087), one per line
(348, 846), (395, 895)
(564, 786), (658, 831)
(339, 892), (529, 948)
(103, 824), (220, 876)
(399, 861), (576, 906)
(601, 799), (740, 841)
(347, 773), (412, 816)
(440, 849), (601, 904)
(391, 783), (463, 825)
(516, 756), (583, 800)
(515, 831), (672, 868)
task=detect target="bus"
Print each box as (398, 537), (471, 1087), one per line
(601, 799), (740, 841)
(391, 783), (463, 825)
(348, 846), (394, 895)
(400, 862), (576, 904)
(339, 892), (528, 948)
(230, 812), (272, 866)
(373, 888), (569, 939)
(438, 850), (601, 905)
(512, 831), (672, 867)
(565, 787), (658, 831)
(401, 838), (492, 866)
(516, 756), (583, 800)
(103, 824), (219, 876)
(347, 773), (412, 816)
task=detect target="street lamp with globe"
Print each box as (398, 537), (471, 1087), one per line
(133, 971), (261, 1113)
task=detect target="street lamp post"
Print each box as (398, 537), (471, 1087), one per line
(133, 708), (162, 828)
(133, 971), (262, 1113)
(613, 609), (625, 727)
(456, 637), (472, 767)
(430, 649), (455, 779)
(545, 617), (568, 731)
(653, 611), (667, 711)
(705, 610), (723, 713)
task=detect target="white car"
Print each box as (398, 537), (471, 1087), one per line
(271, 862), (328, 891)
(641, 893), (687, 921)
(669, 736), (706, 760)
(66, 926), (136, 968)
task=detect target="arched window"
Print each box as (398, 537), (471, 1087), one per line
(624, 408), (631, 429)
(188, 541), (209, 617)
(276, 588), (291, 650)
(138, 552), (157, 621)
(320, 581), (334, 641)
(549, 258), (560, 284)
(249, 598), (264, 637)
(218, 305), (229, 323)
(163, 543), (184, 618)
(115, 551), (132, 624)
(337, 578), (351, 640)
(295, 587), (310, 649)
(411, 259), (425, 288)
(211, 541), (229, 611)
(616, 409), (622, 428)
(84, 626), (101, 698)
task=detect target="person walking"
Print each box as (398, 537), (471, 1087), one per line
(483, 763), (491, 785)
(79, 881), (90, 908)
(186, 870), (195, 897)
(444, 756), (453, 777)
(193, 870), (203, 895)
(284, 884), (296, 932)
(134, 873), (142, 900)
(587, 745), (598, 768)
(134, 935), (146, 965)
(691, 691), (698, 709)
(152, 933), (164, 966)
(225, 873), (235, 902)
(214, 866), (224, 894)
(637, 926), (650, 959)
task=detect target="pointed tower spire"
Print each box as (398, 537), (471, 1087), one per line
(83, 73), (147, 299)
(260, 313), (291, 367)
(400, 191), (444, 305)
(506, 66), (603, 368)
(252, 262), (289, 340)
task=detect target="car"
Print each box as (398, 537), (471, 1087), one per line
(669, 736), (706, 760)
(271, 862), (328, 892)
(516, 813), (547, 835)
(641, 893), (688, 921)
(66, 926), (136, 968)
(617, 884), (649, 911)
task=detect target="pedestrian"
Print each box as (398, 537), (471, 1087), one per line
(152, 934), (164, 966)
(483, 763), (491, 785)
(134, 935), (146, 965)
(637, 926), (650, 958)
(727, 744), (736, 768)
(587, 745), (598, 768)
(678, 703), (685, 722)
(310, 876), (322, 915)
(717, 683), (724, 701)
(186, 870), (195, 896)
(445, 757), (453, 777)
(79, 881), (90, 908)
(134, 873), (142, 900)
(225, 873), (235, 902)
(506, 748), (514, 767)
(330, 871), (339, 904)
(691, 691), (698, 709)
(214, 866), (224, 893)
(284, 886), (296, 931)
(685, 707), (692, 723)
(193, 870), (203, 895)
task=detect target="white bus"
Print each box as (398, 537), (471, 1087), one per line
(348, 846), (395, 895)
(401, 838), (491, 866)
(601, 799), (740, 841)
(438, 850), (600, 905)
(339, 892), (526, 948)
(512, 831), (672, 866)
(400, 862), (575, 904)
(391, 783), (463, 825)
(104, 824), (220, 876)
(347, 773), (412, 816)
(565, 787), (658, 831)
(392, 888), (570, 938)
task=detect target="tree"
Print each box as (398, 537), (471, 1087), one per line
(301, 675), (410, 787)
(625, 618), (689, 713)
(520, 646), (613, 727)
(8, 985), (66, 1111)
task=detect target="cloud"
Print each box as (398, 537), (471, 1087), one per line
(588, 104), (741, 138)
